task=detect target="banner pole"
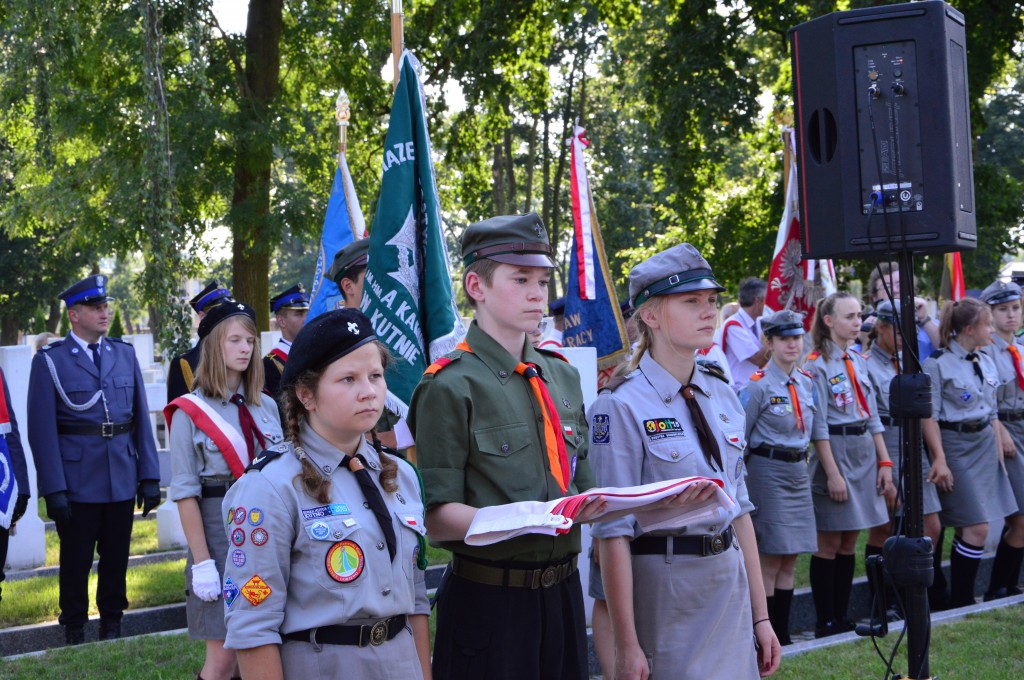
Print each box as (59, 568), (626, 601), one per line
(336, 89), (349, 161)
(391, 0), (404, 91)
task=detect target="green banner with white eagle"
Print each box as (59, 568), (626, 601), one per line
(362, 50), (465, 415)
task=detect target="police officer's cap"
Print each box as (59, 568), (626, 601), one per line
(190, 281), (233, 313)
(60, 275), (115, 307)
(874, 300), (903, 325)
(980, 280), (1022, 306)
(271, 284), (310, 313)
(328, 238), (370, 284)
(197, 300), (257, 340)
(461, 213), (555, 268)
(629, 243), (725, 308)
(549, 296), (566, 316)
(281, 309), (377, 389)
(761, 309), (806, 337)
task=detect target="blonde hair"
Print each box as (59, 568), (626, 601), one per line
(280, 342), (397, 503)
(624, 297), (666, 373)
(194, 315), (264, 405)
(810, 292), (857, 361)
(938, 298), (989, 348)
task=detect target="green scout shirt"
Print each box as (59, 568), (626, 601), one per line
(408, 320), (594, 563)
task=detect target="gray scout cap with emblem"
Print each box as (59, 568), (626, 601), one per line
(761, 309), (805, 337)
(461, 212), (555, 268)
(629, 243), (725, 308)
(980, 280), (1022, 306)
(873, 299), (903, 325)
(328, 238), (370, 284)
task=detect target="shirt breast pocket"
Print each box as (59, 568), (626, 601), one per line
(722, 429), (747, 485)
(113, 374), (134, 409)
(394, 510), (426, 580)
(303, 517), (364, 589)
(647, 439), (696, 466)
(473, 423), (533, 492)
(943, 378), (975, 411)
(63, 381), (96, 404)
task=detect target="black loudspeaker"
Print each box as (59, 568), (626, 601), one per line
(789, 1), (976, 259)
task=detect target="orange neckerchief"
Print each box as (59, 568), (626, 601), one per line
(1007, 344), (1024, 392)
(787, 378), (805, 432)
(842, 353), (871, 417)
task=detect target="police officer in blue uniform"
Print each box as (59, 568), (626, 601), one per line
(167, 281), (234, 402)
(27, 275), (161, 645)
(263, 284), (310, 399)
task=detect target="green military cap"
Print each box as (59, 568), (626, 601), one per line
(873, 299), (902, 325)
(328, 238), (370, 284)
(761, 309), (806, 337)
(980, 280), (1022, 306)
(461, 213), (555, 268)
(629, 243), (725, 308)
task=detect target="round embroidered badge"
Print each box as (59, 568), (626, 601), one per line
(325, 540), (364, 583)
(251, 528), (269, 546)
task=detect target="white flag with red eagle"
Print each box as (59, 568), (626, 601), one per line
(765, 130), (836, 330)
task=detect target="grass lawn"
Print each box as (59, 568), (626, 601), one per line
(0, 560), (186, 629)
(43, 517), (164, 567)
(2, 605), (1019, 678)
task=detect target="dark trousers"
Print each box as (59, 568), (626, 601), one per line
(432, 563), (588, 680)
(56, 500), (134, 627)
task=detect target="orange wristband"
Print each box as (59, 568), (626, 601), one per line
(878, 460), (894, 468)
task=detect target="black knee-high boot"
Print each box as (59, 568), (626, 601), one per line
(985, 535), (1024, 599)
(832, 553), (856, 630)
(773, 588), (794, 645)
(810, 556), (837, 636)
(949, 537), (984, 608)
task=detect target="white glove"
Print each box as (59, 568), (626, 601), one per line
(191, 559), (222, 602)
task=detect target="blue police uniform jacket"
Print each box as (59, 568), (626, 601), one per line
(27, 337), (160, 504)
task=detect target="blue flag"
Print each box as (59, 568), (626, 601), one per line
(562, 127), (628, 381)
(306, 164), (356, 321)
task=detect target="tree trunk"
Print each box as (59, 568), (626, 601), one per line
(45, 299), (61, 333)
(541, 111), (551, 229)
(1, 316), (18, 346)
(503, 101), (516, 212)
(550, 65), (576, 297)
(230, 0), (283, 331)
(524, 115), (537, 213)
(491, 142), (505, 215)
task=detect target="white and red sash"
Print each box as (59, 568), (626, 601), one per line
(269, 347), (288, 364)
(720, 318), (743, 355)
(164, 395), (250, 479)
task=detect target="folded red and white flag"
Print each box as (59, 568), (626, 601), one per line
(464, 476), (735, 546)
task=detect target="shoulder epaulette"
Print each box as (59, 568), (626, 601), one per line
(535, 347), (569, 363)
(749, 369), (765, 382)
(797, 368), (813, 379)
(600, 373), (633, 393)
(246, 443), (289, 472)
(929, 349), (946, 359)
(106, 336), (127, 345)
(423, 349), (467, 377)
(806, 351), (821, 361)
(40, 339), (65, 351)
(698, 361), (729, 384)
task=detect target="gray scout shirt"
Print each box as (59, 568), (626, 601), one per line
(168, 387), (283, 501)
(740, 358), (828, 450)
(221, 422), (429, 650)
(863, 345), (900, 421)
(590, 352), (753, 541)
(982, 335), (1024, 414)
(804, 339), (884, 433)
(924, 340), (998, 423)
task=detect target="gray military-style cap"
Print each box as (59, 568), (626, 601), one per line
(761, 309), (806, 337)
(328, 238), (370, 284)
(461, 213), (555, 268)
(629, 243), (725, 308)
(980, 280), (1022, 306)
(874, 299), (902, 325)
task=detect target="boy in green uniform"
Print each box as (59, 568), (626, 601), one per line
(409, 213), (597, 680)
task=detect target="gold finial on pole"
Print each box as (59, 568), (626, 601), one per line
(391, 0), (404, 92)
(336, 89), (350, 156)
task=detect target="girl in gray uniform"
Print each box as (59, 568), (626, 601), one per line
(739, 308), (830, 645)
(221, 309), (431, 680)
(591, 243), (780, 680)
(804, 292), (895, 637)
(168, 302), (283, 680)
(923, 297), (1017, 608)
(980, 281), (1024, 600)
(861, 301), (950, 610)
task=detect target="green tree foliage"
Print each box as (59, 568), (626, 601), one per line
(108, 309), (125, 338)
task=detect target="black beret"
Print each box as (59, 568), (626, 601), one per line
(197, 300), (256, 340)
(280, 309), (377, 389)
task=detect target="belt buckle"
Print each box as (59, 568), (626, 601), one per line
(364, 619), (388, 647)
(705, 533), (725, 556)
(540, 566), (558, 588)
(101, 422), (114, 438)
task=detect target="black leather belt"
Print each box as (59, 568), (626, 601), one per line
(631, 526), (735, 557)
(749, 446), (806, 463)
(999, 411), (1024, 422)
(879, 416), (897, 427)
(58, 420), (133, 438)
(939, 420), (988, 434)
(451, 554), (578, 589)
(829, 423), (867, 436)
(283, 614), (406, 647)
(201, 483), (231, 498)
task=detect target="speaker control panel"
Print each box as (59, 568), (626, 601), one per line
(854, 40), (924, 216)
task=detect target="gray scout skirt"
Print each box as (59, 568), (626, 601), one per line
(938, 426), (1018, 527)
(632, 540), (758, 679)
(280, 625), (423, 679)
(881, 427), (942, 516)
(1002, 420), (1024, 516)
(747, 454), (818, 554)
(810, 431), (889, 531)
(185, 496), (230, 640)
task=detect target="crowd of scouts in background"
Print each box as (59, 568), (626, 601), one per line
(3, 210), (1023, 680)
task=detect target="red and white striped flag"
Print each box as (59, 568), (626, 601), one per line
(766, 130), (836, 331)
(570, 126), (596, 300)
